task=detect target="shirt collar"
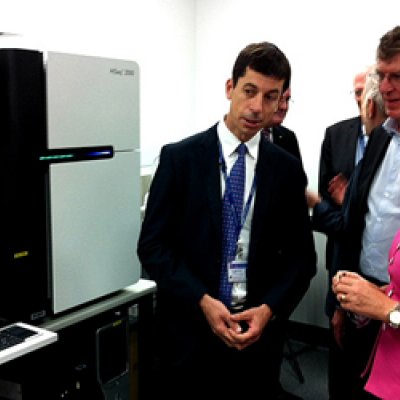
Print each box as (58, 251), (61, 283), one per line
(217, 118), (260, 161)
(383, 117), (400, 137)
(361, 123), (366, 136)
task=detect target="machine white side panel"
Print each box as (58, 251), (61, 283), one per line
(46, 51), (139, 150)
(50, 153), (141, 313)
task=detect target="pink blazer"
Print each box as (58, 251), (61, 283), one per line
(365, 229), (400, 399)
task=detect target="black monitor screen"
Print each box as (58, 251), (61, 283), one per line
(96, 318), (128, 385)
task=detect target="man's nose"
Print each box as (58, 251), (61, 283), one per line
(249, 93), (263, 113)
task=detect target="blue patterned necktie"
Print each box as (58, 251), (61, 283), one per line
(356, 134), (366, 164)
(219, 143), (247, 307)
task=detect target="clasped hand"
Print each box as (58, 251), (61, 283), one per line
(332, 270), (388, 320)
(199, 294), (272, 350)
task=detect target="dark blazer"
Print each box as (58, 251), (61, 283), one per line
(319, 116), (362, 198)
(271, 125), (302, 162)
(316, 125), (390, 316)
(335, 125), (391, 270)
(137, 123), (316, 369)
(317, 116), (362, 272)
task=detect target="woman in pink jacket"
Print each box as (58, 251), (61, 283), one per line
(332, 229), (400, 399)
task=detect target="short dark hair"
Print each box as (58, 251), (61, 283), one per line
(232, 41), (291, 90)
(377, 26), (400, 61)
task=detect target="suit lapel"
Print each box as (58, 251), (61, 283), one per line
(334, 117), (361, 178)
(346, 117), (362, 171)
(357, 125), (391, 206)
(200, 125), (223, 240)
(271, 126), (281, 145)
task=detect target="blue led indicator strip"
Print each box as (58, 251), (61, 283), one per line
(87, 150), (112, 157)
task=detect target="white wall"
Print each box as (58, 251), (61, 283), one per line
(1, 0), (196, 168)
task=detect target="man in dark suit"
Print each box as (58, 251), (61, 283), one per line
(315, 71), (367, 400)
(137, 42), (316, 400)
(318, 88), (369, 271)
(262, 87), (303, 162)
(331, 124), (391, 399)
(306, 66), (374, 400)
(318, 66), (375, 275)
(262, 87), (306, 399)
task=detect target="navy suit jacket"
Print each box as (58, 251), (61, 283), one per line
(313, 125), (390, 316)
(318, 116), (362, 199)
(335, 125), (391, 270)
(137, 123), (316, 363)
(271, 125), (302, 163)
(317, 116), (362, 273)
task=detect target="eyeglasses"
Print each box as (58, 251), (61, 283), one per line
(372, 71), (400, 89)
(353, 88), (363, 97)
(279, 96), (294, 105)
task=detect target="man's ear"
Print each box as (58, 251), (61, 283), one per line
(226, 79), (233, 100)
(367, 98), (375, 119)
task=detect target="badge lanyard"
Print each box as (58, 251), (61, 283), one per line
(218, 140), (257, 242)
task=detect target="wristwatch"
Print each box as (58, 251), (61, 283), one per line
(388, 303), (400, 328)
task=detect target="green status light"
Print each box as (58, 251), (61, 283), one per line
(39, 154), (74, 161)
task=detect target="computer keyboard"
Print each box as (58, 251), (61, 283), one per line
(0, 325), (37, 351)
(0, 322), (58, 365)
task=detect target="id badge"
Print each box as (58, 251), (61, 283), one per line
(228, 260), (247, 283)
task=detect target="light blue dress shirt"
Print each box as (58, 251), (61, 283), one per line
(360, 118), (400, 283)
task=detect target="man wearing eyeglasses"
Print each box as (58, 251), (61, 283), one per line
(353, 70), (367, 109)
(262, 88), (303, 162)
(329, 25), (400, 399)
(260, 87), (306, 400)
